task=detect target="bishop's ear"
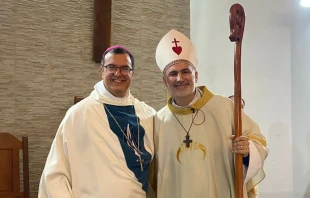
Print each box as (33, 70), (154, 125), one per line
(162, 76), (168, 88)
(195, 71), (198, 83)
(100, 66), (105, 79)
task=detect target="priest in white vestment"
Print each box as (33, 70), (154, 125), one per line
(39, 46), (156, 198)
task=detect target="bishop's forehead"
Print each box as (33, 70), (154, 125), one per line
(165, 62), (195, 73)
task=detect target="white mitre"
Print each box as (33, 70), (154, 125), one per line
(155, 29), (198, 73)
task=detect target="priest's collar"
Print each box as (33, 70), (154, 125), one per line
(168, 86), (214, 115)
(94, 81), (133, 105)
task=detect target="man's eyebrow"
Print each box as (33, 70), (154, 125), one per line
(168, 70), (178, 74)
(105, 64), (130, 67)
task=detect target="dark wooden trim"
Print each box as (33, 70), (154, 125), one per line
(23, 136), (29, 198)
(74, 96), (84, 104)
(0, 133), (29, 198)
(92, 0), (112, 62)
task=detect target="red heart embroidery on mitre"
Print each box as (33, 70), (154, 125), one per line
(172, 46), (182, 55)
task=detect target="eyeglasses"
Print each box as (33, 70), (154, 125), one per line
(103, 65), (133, 75)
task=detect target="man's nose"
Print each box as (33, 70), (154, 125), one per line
(114, 68), (122, 76)
(176, 73), (184, 81)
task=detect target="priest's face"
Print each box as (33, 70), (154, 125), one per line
(163, 63), (198, 101)
(101, 53), (133, 97)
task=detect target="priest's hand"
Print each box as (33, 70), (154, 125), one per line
(230, 135), (249, 157)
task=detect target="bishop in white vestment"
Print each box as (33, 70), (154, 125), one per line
(153, 29), (268, 198)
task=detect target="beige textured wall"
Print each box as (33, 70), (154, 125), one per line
(0, 0), (189, 197)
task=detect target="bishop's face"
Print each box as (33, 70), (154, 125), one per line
(101, 53), (133, 97)
(163, 62), (198, 101)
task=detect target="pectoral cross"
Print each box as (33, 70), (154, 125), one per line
(137, 155), (144, 171)
(183, 134), (192, 148)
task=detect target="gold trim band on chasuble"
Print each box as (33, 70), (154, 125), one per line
(176, 141), (207, 163)
(250, 185), (259, 195)
(247, 135), (267, 147)
(246, 135), (267, 195)
(167, 86), (214, 115)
